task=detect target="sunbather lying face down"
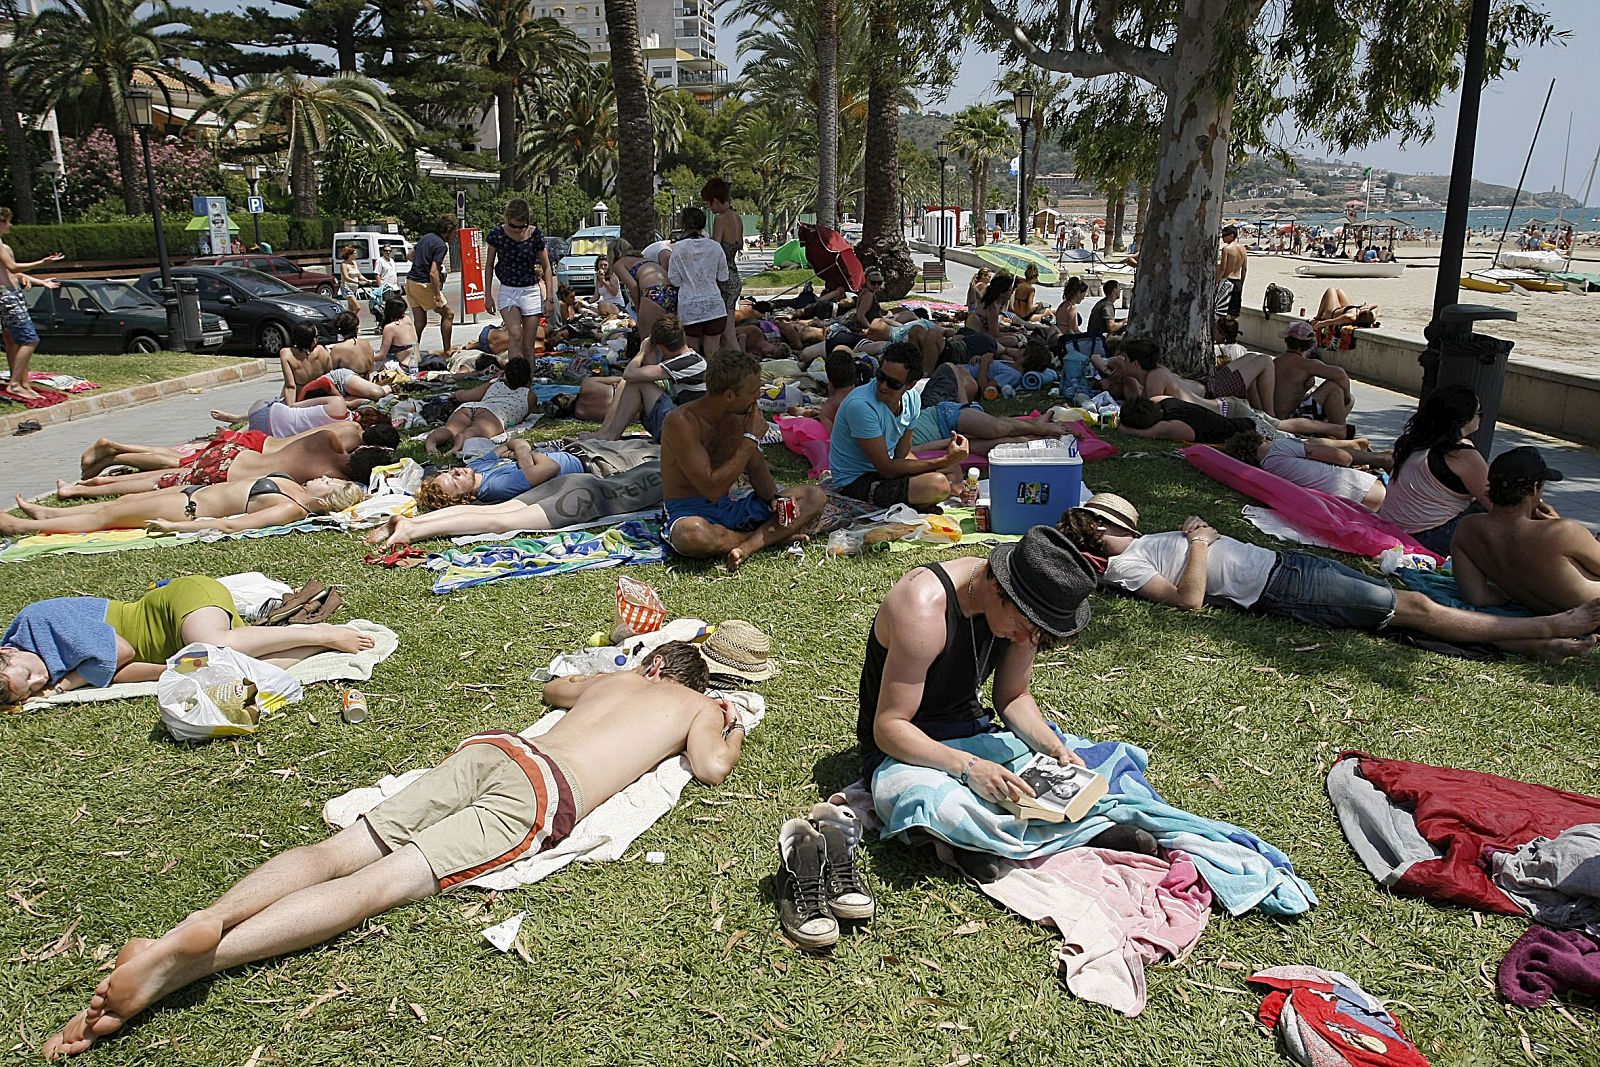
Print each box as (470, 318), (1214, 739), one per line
(0, 575), (376, 705)
(40, 642), (742, 1059)
(1057, 493), (1600, 664)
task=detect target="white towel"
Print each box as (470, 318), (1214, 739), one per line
(322, 693), (765, 892)
(29, 619), (398, 708)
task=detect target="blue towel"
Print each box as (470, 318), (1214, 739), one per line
(1397, 567), (1531, 617)
(2, 596), (118, 688)
(872, 730), (1317, 917)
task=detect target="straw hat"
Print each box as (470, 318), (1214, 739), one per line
(1070, 492), (1142, 536)
(701, 620), (777, 684)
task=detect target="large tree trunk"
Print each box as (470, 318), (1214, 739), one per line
(815, 0), (839, 227)
(975, 165), (990, 246)
(858, 4), (913, 298)
(1025, 123), (1042, 234)
(335, 19), (358, 73)
(1132, 181), (1149, 248)
(290, 137), (318, 217)
(112, 121), (144, 215)
(605, 0), (656, 250)
(1129, 71), (1231, 379)
(495, 80), (517, 186)
(0, 50), (37, 224)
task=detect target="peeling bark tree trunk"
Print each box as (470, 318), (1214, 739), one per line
(1132, 181), (1149, 248)
(815, 0), (839, 227)
(969, 163), (985, 246)
(859, 5), (914, 298)
(606, 0), (657, 250)
(1129, 71), (1231, 379)
(1110, 188), (1126, 251)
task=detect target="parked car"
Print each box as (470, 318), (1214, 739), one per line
(134, 265), (342, 356)
(331, 231), (414, 278)
(554, 225), (661, 295)
(23, 278), (231, 354)
(187, 254), (339, 298)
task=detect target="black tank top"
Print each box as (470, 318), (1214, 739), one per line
(1158, 398), (1253, 444)
(857, 563), (1008, 776)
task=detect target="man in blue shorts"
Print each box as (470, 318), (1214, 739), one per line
(828, 341), (968, 508)
(0, 206), (63, 402)
(660, 349), (824, 570)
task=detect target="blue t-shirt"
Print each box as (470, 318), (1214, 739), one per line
(469, 450), (583, 503)
(829, 381), (921, 486)
(3, 597), (118, 689)
(408, 232), (450, 283)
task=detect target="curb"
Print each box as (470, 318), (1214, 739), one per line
(2, 359), (273, 436)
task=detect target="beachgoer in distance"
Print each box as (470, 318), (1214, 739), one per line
(704, 178), (744, 353)
(406, 214), (455, 353)
(424, 357), (533, 454)
(1272, 321), (1354, 433)
(1085, 279), (1123, 336)
(1221, 430), (1387, 511)
(39, 643), (743, 1058)
(483, 198), (554, 362)
(1, 475), (364, 537)
(828, 342), (968, 508)
(375, 294), (419, 372)
(1312, 287), (1379, 332)
(667, 205), (731, 359)
(1216, 224), (1247, 318)
(583, 315), (707, 442)
(0, 205), (63, 401)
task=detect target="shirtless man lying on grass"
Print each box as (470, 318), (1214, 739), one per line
(42, 641), (744, 1059)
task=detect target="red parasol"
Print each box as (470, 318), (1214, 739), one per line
(799, 223), (865, 293)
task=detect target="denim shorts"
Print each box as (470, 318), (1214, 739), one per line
(1254, 551), (1397, 631)
(0, 287), (38, 346)
(642, 393), (676, 442)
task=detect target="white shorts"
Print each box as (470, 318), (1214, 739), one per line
(496, 284), (544, 317)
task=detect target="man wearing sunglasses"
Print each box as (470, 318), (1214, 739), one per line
(828, 342), (968, 508)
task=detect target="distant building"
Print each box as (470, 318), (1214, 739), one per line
(1038, 172), (1090, 196)
(534, 0), (727, 103)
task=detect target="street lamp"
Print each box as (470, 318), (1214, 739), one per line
(243, 161), (262, 251)
(535, 170), (553, 232)
(935, 136), (948, 265)
(127, 86), (184, 351)
(1013, 88), (1035, 246)
(37, 158), (62, 225)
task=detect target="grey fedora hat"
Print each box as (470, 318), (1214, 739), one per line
(988, 525), (1095, 638)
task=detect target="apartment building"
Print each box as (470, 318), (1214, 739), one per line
(533, 0), (727, 103)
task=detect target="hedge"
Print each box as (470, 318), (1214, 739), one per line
(7, 215), (337, 263)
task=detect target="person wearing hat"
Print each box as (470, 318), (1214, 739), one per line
(1271, 320), (1354, 434)
(857, 526), (1097, 815)
(1059, 493), (1600, 663)
(1450, 447), (1600, 614)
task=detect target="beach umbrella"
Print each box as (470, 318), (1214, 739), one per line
(798, 223), (864, 293)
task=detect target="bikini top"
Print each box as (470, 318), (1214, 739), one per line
(248, 474), (307, 512)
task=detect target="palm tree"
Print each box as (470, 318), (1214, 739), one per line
(451, 0), (585, 186)
(519, 66), (685, 198)
(603, 0), (654, 249)
(198, 72), (418, 218)
(17, 0), (203, 214)
(815, 0), (839, 227)
(946, 104), (1010, 248)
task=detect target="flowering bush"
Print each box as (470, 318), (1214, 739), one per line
(58, 129), (223, 219)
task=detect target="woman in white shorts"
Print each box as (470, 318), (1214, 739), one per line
(425, 356), (533, 454)
(483, 198), (554, 362)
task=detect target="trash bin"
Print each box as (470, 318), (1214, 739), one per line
(1420, 303), (1516, 453)
(173, 277), (204, 350)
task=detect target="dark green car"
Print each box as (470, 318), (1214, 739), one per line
(23, 278), (232, 354)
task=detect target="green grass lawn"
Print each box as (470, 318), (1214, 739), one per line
(3, 414), (1598, 1065)
(28, 353), (251, 393)
(743, 267), (818, 290)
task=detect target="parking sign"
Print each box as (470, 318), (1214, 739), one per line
(456, 189), (467, 220)
(247, 195), (265, 214)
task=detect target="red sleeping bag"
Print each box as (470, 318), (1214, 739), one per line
(1183, 446), (1441, 563)
(1339, 752), (1600, 914)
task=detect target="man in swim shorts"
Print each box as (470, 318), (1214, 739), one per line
(660, 348), (824, 570)
(41, 641), (745, 1058)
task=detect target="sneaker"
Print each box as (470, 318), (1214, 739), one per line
(776, 818), (838, 950)
(809, 802), (875, 921)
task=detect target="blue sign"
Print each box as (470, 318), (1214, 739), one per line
(456, 189), (467, 220)
(246, 195), (265, 215)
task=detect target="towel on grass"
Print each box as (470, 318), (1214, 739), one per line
(427, 520), (665, 593)
(0, 518), (336, 562)
(873, 730), (1316, 916)
(1498, 926), (1600, 1008)
(323, 694), (765, 891)
(26, 619), (398, 708)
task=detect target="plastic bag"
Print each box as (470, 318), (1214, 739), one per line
(615, 575), (666, 636)
(157, 644), (304, 742)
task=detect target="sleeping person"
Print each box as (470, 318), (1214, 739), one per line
(413, 439), (592, 510)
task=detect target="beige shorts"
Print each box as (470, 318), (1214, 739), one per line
(405, 279), (448, 311)
(363, 732), (578, 890)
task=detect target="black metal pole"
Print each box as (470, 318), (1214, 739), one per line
(938, 160), (947, 264)
(248, 177), (262, 250)
(544, 186), (551, 231)
(141, 127), (184, 352)
(1017, 119), (1030, 245)
(1430, 0), (1491, 325)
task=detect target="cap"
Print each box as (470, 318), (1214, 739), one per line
(1488, 445), (1563, 488)
(1282, 320), (1316, 342)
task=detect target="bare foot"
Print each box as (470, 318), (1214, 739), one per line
(724, 542), (754, 572)
(0, 512), (29, 535)
(42, 917), (221, 1058)
(321, 626), (376, 654)
(16, 494), (51, 517)
(8, 382), (40, 401)
(1552, 598), (1600, 638)
(364, 515), (403, 546)
(1527, 635), (1600, 665)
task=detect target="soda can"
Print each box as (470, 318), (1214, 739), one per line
(1100, 409), (1120, 430)
(775, 496), (798, 528)
(974, 503), (991, 533)
(342, 688), (368, 724)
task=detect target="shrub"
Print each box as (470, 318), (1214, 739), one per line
(6, 214), (334, 262)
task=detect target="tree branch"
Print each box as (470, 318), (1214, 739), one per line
(1088, 0), (1175, 90)
(979, 0), (1174, 91)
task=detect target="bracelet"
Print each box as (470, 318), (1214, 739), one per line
(741, 432), (762, 445)
(957, 754), (979, 786)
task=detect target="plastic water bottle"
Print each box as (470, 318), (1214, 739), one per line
(1000, 384), (1016, 399)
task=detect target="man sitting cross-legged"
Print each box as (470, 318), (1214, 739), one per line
(828, 341), (968, 509)
(1057, 493), (1600, 664)
(42, 641), (742, 1060)
(1450, 446), (1600, 614)
(661, 348), (824, 570)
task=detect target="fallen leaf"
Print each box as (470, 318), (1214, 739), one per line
(408, 1002), (427, 1023)
(951, 921), (986, 936)
(714, 858), (737, 876)
(936, 1022), (973, 1032)
(70, 805), (89, 825)
(297, 984), (351, 1020)
(721, 929), (749, 957)
(1518, 1023), (1537, 1065)
(242, 1045), (265, 1067)
(907, 996), (956, 1008)
(1291, 644), (1321, 652)
(915, 956), (942, 972)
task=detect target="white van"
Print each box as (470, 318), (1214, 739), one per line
(331, 231), (414, 279)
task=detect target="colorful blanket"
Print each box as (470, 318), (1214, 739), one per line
(427, 519), (666, 593)
(873, 729), (1316, 916)
(0, 519), (331, 562)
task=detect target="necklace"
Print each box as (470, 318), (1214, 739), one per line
(965, 565), (986, 701)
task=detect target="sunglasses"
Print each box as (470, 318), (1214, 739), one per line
(876, 369), (909, 390)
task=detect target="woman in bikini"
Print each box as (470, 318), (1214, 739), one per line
(2, 475), (365, 537)
(337, 245), (366, 318)
(424, 356), (533, 454)
(374, 294), (419, 373)
(609, 238), (675, 361)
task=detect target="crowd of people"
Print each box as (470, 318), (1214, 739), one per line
(5, 197), (1599, 1060)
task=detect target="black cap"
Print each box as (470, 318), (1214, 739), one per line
(1489, 446), (1563, 490)
(988, 526), (1096, 638)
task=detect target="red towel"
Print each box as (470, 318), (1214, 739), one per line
(1, 384), (70, 408)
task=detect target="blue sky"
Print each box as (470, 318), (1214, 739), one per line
(719, 1), (1596, 195)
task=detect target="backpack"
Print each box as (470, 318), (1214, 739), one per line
(1263, 283), (1294, 315)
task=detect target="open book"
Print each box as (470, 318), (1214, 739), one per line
(1000, 754), (1109, 823)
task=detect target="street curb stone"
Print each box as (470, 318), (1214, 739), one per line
(2, 359), (272, 436)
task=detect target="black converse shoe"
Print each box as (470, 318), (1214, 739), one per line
(776, 818), (838, 950)
(809, 802), (876, 921)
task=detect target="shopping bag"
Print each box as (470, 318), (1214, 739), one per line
(157, 643), (304, 742)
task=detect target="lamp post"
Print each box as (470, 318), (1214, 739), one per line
(127, 87), (184, 351)
(536, 170), (553, 231)
(37, 158), (62, 225)
(1013, 88), (1034, 246)
(935, 136), (948, 264)
(243, 161), (262, 250)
